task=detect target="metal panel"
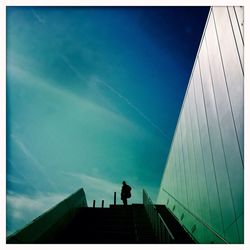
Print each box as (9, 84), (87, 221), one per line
(213, 7), (244, 161)
(180, 106), (193, 212)
(179, 117), (190, 208)
(187, 81), (203, 219)
(166, 149), (172, 193)
(184, 95), (199, 215)
(207, 10), (243, 226)
(236, 214), (244, 243)
(184, 96), (195, 208)
(168, 148), (175, 195)
(158, 157), (169, 203)
(172, 149), (177, 199)
(203, 15), (237, 231)
(195, 49), (223, 235)
(234, 6), (244, 40)
(227, 7), (244, 73)
(189, 75), (210, 224)
(172, 141), (178, 202)
(175, 139), (181, 204)
(176, 126), (188, 207)
(174, 129), (181, 203)
(173, 135), (180, 204)
(224, 222), (240, 243)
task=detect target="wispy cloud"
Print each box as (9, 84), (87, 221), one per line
(7, 192), (66, 216)
(7, 191), (66, 236)
(6, 174), (23, 186)
(59, 55), (168, 138)
(7, 159), (41, 193)
(31, 8), (45, 24)
(8, 57), (144, 137)
(94, 77), (168, 138)
(64, 172), (121, 194)
(62, 171), (131, 206)
(10, 134), (61, 193)
(28, 8), (167, 139)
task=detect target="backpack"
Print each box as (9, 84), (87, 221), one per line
(126, 185), (132, 198)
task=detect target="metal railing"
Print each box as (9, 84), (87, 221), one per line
(143, 189), (175, 243)
(162, 188), (228, 243)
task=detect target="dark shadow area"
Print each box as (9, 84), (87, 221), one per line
(156, 205), (195, 243)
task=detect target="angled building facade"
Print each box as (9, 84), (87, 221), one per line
(7, 6), (244, 245)
(157, 7), (244, 243)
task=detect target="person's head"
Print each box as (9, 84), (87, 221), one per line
(122, 181), (126, 185)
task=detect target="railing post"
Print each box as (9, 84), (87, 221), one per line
(93, 200), (96, 208)
(160, 218), (163, 242)
(101, 200), (104, 208)
(163, 226), (166, 243)
(156, 213), (159, 241)
(143, 189), (175, 243)
(114, 192), (116, 206)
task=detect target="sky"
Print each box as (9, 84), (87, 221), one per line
(6, 6), (209, 236)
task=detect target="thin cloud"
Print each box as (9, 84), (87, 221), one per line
(6, 174), (23, 186)
(7, 159), (41, 193)
(31, 8), (45, 24)
(95, 78), (168, 138)
(10, 134), (61, 193)
(7, 192), (67, 236)
(63, 172), (121, 195)
(7, 192), (66, 214)
(29, 8), (168, 139)
(62, 171), (129, 206)
(9, 59), (142, 137)
(60, 55), (168, 138)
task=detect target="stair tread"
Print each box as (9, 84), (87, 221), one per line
(46, 204), (163, 243)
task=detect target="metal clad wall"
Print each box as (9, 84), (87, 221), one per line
(157, 7), (243, 243)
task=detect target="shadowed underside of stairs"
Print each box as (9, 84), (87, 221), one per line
(45, 204), (158, 244)
(35, 204), (194, 244)
(155, 205), (194, 243)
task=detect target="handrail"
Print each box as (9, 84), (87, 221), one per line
(143, 189), (175, 243)
(162, 188), (228, 243)
(158, 213), (175, 240)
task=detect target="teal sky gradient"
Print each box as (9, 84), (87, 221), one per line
(6, 6), (209, 235)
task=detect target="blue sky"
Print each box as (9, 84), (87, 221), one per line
(6, 6), (209, 235)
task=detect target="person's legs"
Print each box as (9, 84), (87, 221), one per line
(124, 198), (127, 206)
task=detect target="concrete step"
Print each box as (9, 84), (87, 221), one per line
(132, 204), (158, 243)
(48, 204), (158, 243)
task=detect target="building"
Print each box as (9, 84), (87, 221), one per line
(157, 6), (244, 243)
(7, 6), (244, 244)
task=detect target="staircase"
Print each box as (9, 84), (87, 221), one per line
(7, 188), (195, 244)
(48, 204), (157, 243)
(155, 205), (194, 243)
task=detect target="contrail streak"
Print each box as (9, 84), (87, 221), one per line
(60, 54), (87, 82)
(30, 9), (168, 139)
(60, 55), (168, 138)
(31, 8), (45, 24)
(97, 79), (168, 138)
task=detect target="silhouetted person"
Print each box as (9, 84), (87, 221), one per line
(121, 181), (131, 206)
